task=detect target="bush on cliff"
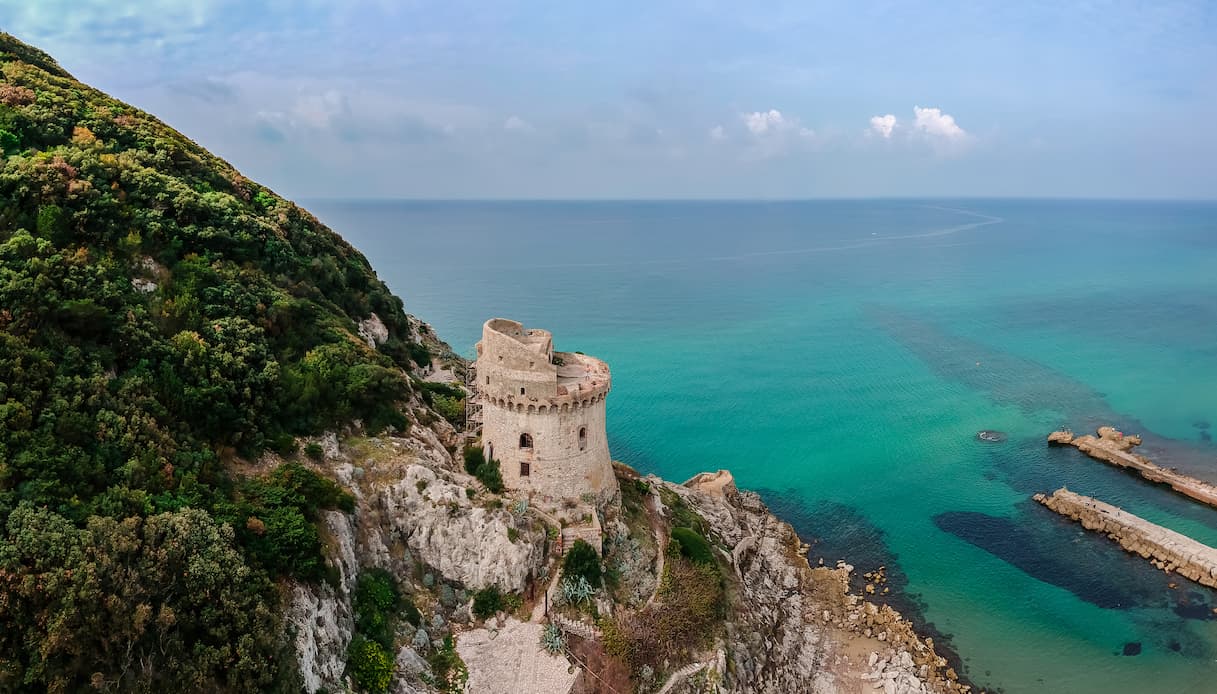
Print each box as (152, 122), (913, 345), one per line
(669, 526), (715, 566)
(463, 445), (486, 475)
(563, 538), (603, 587)
(353, 568), (402, 650)
(474, 458), (504, 493)
(346, 635), (394, 693)
(601, 555), (725, 674)
(471, 585), (504, 619)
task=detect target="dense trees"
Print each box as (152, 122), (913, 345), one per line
(0, 33), (433, 689)
(0, 506), (280, 692)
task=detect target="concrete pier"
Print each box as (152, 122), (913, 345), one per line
(1035, 488), (1217, 590)
(1048, 426), (1217, 510)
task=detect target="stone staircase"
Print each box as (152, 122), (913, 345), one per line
(655, 661), (709, 694)
(551, 613), (601, 641)
(560, 524), (603, 555)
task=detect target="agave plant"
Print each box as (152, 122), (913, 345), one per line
(512, 498), (529, 516)
(540, 623), (566, 654)
(559, 575), (595, 605)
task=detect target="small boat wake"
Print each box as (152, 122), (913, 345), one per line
(976, 430), (1007, 443)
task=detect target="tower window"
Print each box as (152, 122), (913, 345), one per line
(485, 376), (490, 384)
(520, 387), (526, 395)
(520, 461), (530, 477)
(578, 426), (587, 451)
(519, 433), (533, 449)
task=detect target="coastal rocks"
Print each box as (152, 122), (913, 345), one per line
(1046, 430), (1074, 445)
(1035, 488), (1217, 590)
(684, 469), (739, 498)
(667, 474), (963, 694)
(1049, 426), (1217, 509)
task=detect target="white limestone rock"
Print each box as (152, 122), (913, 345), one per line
(358, 313), (390, 349)
(287, 511), (359, 694)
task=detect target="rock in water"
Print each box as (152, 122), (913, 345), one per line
(976, 430), (1007, 443)
(1122, 642), (1142, 656)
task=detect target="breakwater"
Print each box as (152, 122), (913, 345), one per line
(1035, 488), (1217, 590)
(1049, 427), (1217, 510)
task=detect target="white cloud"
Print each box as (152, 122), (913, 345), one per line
(738, 108), (817, 158)
(743, 109), (787, 135)
(709, 125), (726, 141)
(912, 106), (966, 139)
(503, 115), (533, 132)
(869, 114), (896, 138)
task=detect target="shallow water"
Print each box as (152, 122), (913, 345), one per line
(310, 199), (1217, 693)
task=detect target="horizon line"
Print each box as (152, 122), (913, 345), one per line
(298, 195), (1217, 204)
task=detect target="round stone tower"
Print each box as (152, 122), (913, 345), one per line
(475, 318), (616, 501)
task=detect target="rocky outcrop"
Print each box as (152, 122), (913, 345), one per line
(1035, 487), (1217, 589)
(377, 463), (545, 592)
(286, 510), (360, 693)
(359, 313), (390, 349)
(660, 475), (964, 694)
(1049, 426), (1217, 509)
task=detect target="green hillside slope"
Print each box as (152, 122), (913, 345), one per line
(0, 33), (434, 691)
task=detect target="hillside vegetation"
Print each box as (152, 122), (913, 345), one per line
(0, 33), (433, 692)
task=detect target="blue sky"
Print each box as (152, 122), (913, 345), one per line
(2, 1), (1215, 198)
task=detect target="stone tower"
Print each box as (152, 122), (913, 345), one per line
(475, 318), (617, 501)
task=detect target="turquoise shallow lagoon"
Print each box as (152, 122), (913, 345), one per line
(311, 199), (1217, 693)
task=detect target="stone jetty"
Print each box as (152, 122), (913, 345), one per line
(1048, 426), (1217, 510)
(1035, 488), (1217, 589)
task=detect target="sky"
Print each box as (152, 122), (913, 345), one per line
(1, 1), (1215, 199)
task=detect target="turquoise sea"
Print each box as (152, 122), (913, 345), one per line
(310, 199), (1217, 693)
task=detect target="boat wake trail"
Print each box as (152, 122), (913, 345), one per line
(519, 205), (1005, 270)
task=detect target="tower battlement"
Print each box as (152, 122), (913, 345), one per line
(475, 318), (617, 501)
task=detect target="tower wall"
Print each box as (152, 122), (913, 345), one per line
(475, 318), (617, 502)
(481, 394), (613, 501)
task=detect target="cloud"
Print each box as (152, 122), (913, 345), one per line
(738, 108), (816, 158)
(869, 114), (896, 138)
(709, 125), (726, 141)
(912, 106), (966, 139)
(743, 109), (787, 135)
(503, 115), (533, 132)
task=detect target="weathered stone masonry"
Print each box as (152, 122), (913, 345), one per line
(475, 318), (617, 501)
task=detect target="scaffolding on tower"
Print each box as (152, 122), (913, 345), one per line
(464, 361), (482, 441)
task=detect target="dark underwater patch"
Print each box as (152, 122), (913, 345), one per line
(1122, 641), (1142, 656)
(934, 505), (1216, 620)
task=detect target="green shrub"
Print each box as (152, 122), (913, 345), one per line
(472, 586), (504, 619)
(213, 463), (354, 580)
(670, 527), (715, 566)
(562, 539), (602, 587)
(304, 442), (324, 460)
(353, 568), (401, 649)
(474, 459), (504, 493)
(427, 635), (468, 694)
(462, 445), (485, 475)
(346, 635), (394, 692)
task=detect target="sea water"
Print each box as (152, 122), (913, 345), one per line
(310, 199), (1217, 693)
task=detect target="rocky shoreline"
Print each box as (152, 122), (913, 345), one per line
(1035, 487), (1217, 590)
(668, 470), (970, 694)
